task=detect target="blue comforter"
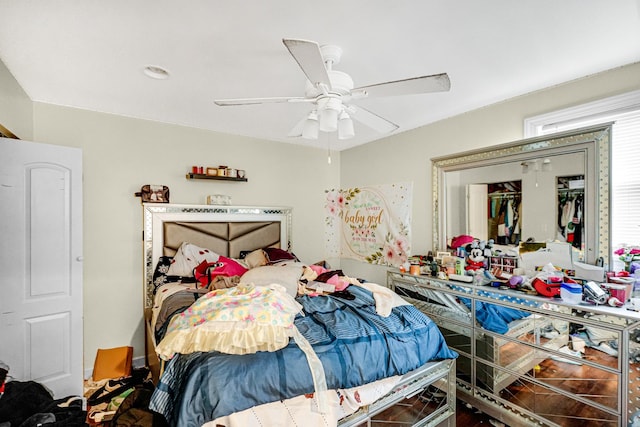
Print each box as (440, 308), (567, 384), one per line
(150, 285), (457, 426)
(459, 297), (531, 334)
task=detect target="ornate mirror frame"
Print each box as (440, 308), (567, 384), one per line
(432, 123), (611, 266)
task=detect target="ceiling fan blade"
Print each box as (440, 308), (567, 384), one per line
(352, 73), (451, 99)
(282, 38), (331, 89)
(214, 96), (309, 106)
(348, 105), (399, 134)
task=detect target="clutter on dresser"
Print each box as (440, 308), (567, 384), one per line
(134, 184), (170, 203)
(421, 235), (640, 310)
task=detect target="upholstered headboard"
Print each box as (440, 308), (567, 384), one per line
(142, 204), (292, 308)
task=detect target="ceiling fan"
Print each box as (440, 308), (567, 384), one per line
(214, 38), (451, 140)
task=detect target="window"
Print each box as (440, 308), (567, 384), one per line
(524, 90), (640, 250)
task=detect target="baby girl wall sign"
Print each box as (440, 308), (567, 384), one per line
(324, 182), (412, 267)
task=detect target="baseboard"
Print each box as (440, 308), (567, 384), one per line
(84, 355), (147, 380)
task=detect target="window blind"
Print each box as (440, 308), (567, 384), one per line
(536, 107), (640, 249)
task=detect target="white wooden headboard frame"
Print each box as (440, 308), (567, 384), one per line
(142, 203), (293, 308)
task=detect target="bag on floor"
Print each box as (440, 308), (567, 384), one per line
(111, 382), (168, 427)
(0, 381), (52, 426)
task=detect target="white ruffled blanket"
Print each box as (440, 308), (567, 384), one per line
(205, 374), (400, 427)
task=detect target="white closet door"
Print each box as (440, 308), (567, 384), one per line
(0, 137), (83, 398)
(466, 184), (488, 240)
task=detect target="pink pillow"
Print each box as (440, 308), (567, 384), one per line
(326, 274), (349, 292)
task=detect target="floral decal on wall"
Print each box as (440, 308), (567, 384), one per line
(325, 183), (412, 267)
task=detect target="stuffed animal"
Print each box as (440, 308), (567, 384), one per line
(465, 240), (486, 272)
(482, 239), (494, 259)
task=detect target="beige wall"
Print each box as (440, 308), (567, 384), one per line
(31, 104), (341, 367)
(340, 61), (640, 285)
(4, 57), (640, 370)
(0, 59), (33, 140)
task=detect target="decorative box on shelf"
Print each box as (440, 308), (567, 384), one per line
(206, 194), (231, 205)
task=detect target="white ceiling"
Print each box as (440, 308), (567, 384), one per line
(1, 1), (639, 150)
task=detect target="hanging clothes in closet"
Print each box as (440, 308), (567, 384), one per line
(557, 191), (583, 249)
(488, 194), (522, 245)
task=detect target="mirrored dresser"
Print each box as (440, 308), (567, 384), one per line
(388, 270), (640, 427)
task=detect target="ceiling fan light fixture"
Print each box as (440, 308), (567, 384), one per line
(302, 111), (319, 139)
(318, 97), (342, 132)
(319, 108), (338, 132)
(338, 111), (354, 140)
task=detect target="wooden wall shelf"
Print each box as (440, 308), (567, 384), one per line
(186, 173), (248, 182)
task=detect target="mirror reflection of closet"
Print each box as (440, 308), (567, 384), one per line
(467, 181), (522, 245)
(557, 175), (585, 259)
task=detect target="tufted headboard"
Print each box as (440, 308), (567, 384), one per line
(142, 203), (292, 308)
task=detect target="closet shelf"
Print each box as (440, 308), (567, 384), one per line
(186, 173), (248, 182)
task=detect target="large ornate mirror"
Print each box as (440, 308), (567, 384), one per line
(432, 123), (611, 266)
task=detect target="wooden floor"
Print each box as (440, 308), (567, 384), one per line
(456, 399), (505, 426)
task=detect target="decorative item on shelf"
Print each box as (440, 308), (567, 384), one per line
(186, 166), (248, 181)
(134, 184), (170, 203)
(207, 194), (231, 205)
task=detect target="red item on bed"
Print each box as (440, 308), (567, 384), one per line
(194, 256), (248, 287)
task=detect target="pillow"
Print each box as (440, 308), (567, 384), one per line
(167, 242), (220, 277)
(152, 256), (173, 293)
(263, 247), (299, 264)
(243, 249), (268, 269)
(240, 265), (304, 297)
(152, 256), (196, 294)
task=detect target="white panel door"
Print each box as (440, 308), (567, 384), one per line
(466, 184), (488, 240)
(0, 137), (83, 398)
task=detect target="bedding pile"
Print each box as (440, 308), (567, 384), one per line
(147, 243), (458, 427)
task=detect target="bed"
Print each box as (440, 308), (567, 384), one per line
(140, 203), (458, 427)
(389, 274), (569, 393)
